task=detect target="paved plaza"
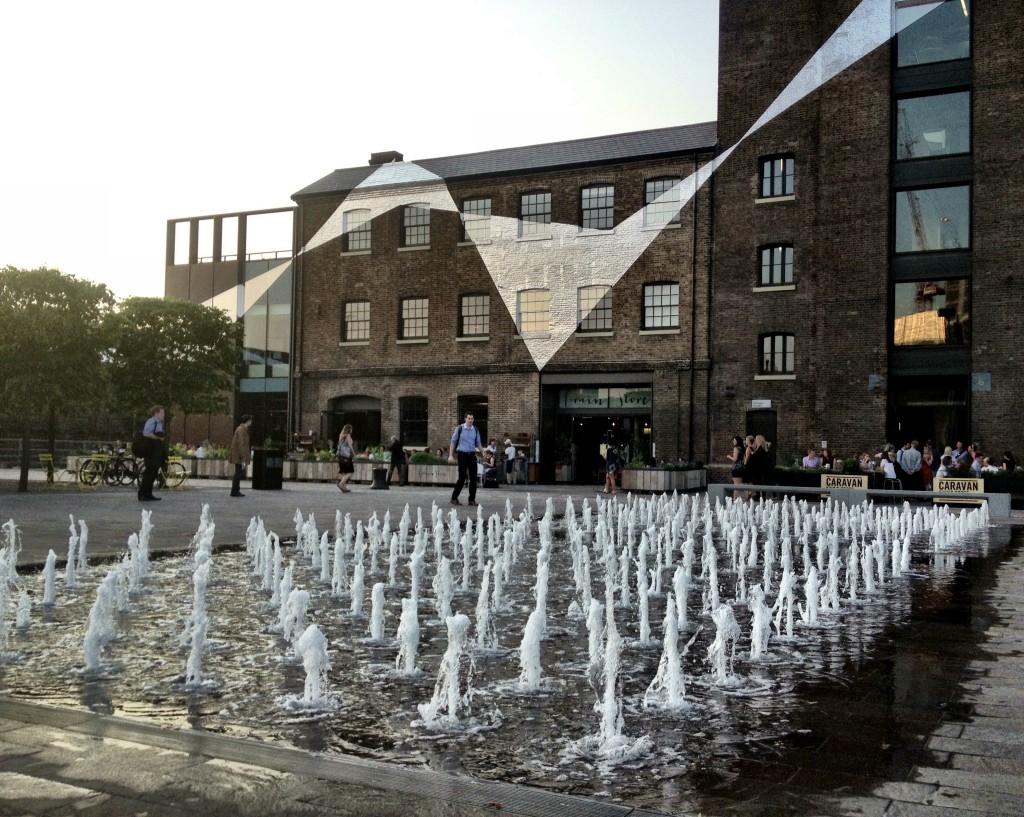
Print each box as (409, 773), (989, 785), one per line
(0, 472), (1021, 816)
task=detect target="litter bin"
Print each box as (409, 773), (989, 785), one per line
(252, 448), (284, 490)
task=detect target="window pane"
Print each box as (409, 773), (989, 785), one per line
(893, 279), (970, 346)
(578, 285), (612, 331)
(582, 185), (614, 230)
(895, 186), (970, 252)
(759, 245), (793, 286)
(462, 198), (491, 242)
(343, 301), (370, 341)
(518, 289), (550, 333)
(643, 283), (679, 329)
(460, 294), (490, 336)
(401, 298), (429, 338)
(760, 156), (794, 197)
(760, 333), (795, 373)
(896, 0), (971, 68)
(520, 192), (551, 237)
(399, 396), (428, 446)
(343, 210), (371, 252)
(896, 92), (970, 159)
(644, 178), (681, 226)
(402, 204), (430, 246)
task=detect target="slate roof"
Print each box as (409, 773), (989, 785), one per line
(292, 121), (718, 200)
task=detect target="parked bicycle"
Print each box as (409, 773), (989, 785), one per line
(77, 444), (187, 489)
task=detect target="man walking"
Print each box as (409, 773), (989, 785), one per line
(137, 405), (165, 502)
(228, 414), (253, 497)
(449, 412), (482, 506)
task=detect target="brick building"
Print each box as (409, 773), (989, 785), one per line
(171, 0), (1021, 477)
(710, 0), (1020, 464)
(291, 129), (717, 482)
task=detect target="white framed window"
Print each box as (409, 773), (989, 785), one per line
(461, 198), (491, 243)
(400, 297), (429, 339)
(342, 209), (371, 252)
(519, 191), (551, 238)
(342, 300), (370, 341)
(578, 285), (612, 332)
(642, 282), (679, 329)
(644, 177), (681, 226)
(401, 204), (430, 247)
(517, 288), (550, 334)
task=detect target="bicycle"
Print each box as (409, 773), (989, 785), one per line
(130, 455), (188, 490)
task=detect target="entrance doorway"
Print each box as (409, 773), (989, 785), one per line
(555, 414), (652, 485)
(890, 375), (968, 449)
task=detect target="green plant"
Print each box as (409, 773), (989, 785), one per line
(301, 452), (318, 462)
(169, 442), (189, 457)
(410, 451), (446, 464)
(316, 449), (336, 462)
(206, 446), (229, 459)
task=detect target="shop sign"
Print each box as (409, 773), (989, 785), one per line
(559, 387), (652, 410)
(821, 474), (867, 489)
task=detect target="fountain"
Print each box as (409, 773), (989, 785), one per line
(0, 492), (1002, 813)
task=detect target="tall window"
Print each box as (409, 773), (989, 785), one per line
(644, 177), (681, 226)
(896, 92), (971, 159)
(893, 279), (970, 346)
(581, 185), (614, 230)
(459, 294), (490, 337)
(896, 0), (971, 68)
(400, 297), (429, 339)
(895, 185), (970, 252)
(578, 285), (612, 332)
(517, 289), (550, 334)
(759, 245), (794, 286)
(461, 198), (491, 242)
(343, 209), (371, 252)
(760, 333), (795, 374)
(401, 204), (430, 247)
(399, 396), (428, 446)
(760, 155), (795, 198)
(519, 191), (551, 238)
(642, 283), (679, 329)
(342, 301), (370, 341)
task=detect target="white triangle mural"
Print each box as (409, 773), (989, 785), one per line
(298, 0), (929, 370)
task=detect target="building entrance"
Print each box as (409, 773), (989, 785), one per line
(889, 375), (968, 451)
(555, 414), (652, 485)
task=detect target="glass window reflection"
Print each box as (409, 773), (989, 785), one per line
(896, 0), (971, 67)
(896, 92), (970, 159)
(895, 186), (970, 252)
(893, 279), (970, 346)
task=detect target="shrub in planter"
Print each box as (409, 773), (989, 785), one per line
(410, 451), (447, 465)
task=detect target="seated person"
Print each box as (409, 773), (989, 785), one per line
(802, 448), (821, 469)
(980, 456), (1000, 474)
(881, 451), (899, 483)
(936, 454), (953, 478)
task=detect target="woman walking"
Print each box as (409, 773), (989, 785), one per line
(727, 435), (745, 490)
(336, 424), (355, 492)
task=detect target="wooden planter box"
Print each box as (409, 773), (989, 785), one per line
(621, 468), (706, 493)
(294, 461), (339, 482)
(406, 463), (458, 485)
(195, 459), (232, 479)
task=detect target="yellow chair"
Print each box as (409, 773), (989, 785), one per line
(38, 454), (75, 487)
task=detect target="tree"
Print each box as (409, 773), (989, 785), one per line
(0, 266), (115, 491)
(102, 297), (242, 428)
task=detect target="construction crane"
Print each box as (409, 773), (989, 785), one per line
(897, 108), (930, 251)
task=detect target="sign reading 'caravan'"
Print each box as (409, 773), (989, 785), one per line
(820, 474), (868, 489)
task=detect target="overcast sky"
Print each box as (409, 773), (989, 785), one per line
(0, 0), (719, 300)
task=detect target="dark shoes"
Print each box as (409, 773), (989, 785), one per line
(139, 495), (161, 502)
(468, 501), (478, 507)
(450, 498), (460, 505)
(230, 492), (245, 498)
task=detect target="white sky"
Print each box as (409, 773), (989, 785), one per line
(0, 0), (719, 300)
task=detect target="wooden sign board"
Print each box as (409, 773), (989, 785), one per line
(933, 476), (984, 506)
(820, 474), (868, 489)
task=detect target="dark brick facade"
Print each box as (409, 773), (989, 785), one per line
(292, 143), (716, 476)
(711, 0), (1022, 465)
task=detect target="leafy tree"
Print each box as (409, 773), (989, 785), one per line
(0, 266), (115, 491)
(103, 297), (242, 428)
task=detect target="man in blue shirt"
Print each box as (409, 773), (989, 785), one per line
(138, 405), (165, 502)
(449, 413), (482, 506)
